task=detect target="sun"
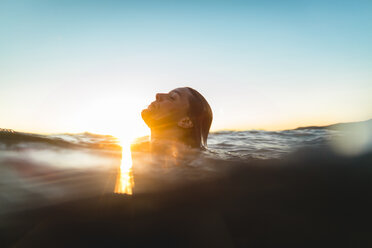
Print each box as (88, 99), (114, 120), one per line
(57, 92), (150, 194)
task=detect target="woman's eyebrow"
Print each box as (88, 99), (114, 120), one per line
(171, 90), (181, 97)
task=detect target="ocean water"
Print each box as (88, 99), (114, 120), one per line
(207, 129), (333, 160)
(0, 124), (371, 215)
(2, 123), (372, 247)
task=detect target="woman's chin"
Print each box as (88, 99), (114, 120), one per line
(141, 109), (154, 127)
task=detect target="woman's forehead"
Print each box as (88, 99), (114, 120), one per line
(169, 87), (191, 96)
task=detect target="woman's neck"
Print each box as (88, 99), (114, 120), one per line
(150, 127), (184, 143)
(150, 127), (199, 149)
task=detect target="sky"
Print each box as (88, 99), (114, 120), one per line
(1, 0), (371, 140)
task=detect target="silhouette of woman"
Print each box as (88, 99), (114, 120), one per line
(141, 87), (213, 149)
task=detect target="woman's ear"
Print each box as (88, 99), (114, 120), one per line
(177, 117), (194, 129)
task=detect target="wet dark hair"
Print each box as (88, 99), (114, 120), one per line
(185, 87), (213, 149)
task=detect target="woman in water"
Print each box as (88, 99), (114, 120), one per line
(141, 87), (213, 150)
(131, 87), (213, 193)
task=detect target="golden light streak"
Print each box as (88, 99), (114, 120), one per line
(114, 138), (135, 195)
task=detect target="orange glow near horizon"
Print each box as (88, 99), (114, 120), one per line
(10, 116), (371, 136)
(211, 117), (371, 132)
(3, 85), (370, 136)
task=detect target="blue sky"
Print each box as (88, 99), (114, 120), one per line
(1, 0), (371, 137)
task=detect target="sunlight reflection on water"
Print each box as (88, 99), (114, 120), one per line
(114, 139), (134, 195)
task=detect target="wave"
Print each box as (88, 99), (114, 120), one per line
(0, 131), (121, 151)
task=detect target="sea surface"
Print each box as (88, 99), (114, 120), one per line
(207, 129), (333, 160)
(1, 123), (371, 215)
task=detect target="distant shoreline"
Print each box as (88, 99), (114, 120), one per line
(294, 118), (372, 130)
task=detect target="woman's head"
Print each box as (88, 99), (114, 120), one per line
(141, 87), (212, 148)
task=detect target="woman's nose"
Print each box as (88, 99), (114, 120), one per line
(156, 93), (166, 101)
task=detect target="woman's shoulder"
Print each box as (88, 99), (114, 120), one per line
(130, 136), (151, 153)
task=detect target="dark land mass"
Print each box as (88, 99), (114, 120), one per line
(2, 147), (372, 248)
(294, 118), (372, 130)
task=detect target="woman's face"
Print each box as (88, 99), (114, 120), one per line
(142, 88), (193, 128)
